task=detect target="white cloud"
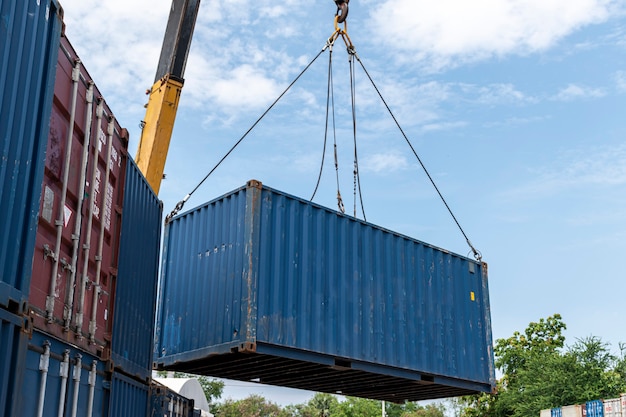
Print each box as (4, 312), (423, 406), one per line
(368, 0), (617, 69)
(462, 83), (533, 105)
(552, 83), (606, 101)
(421, 121), (468, 132)
(504, 143), (626, 199)
(213, 64), (281, 108)
(362, 152), (410, 173)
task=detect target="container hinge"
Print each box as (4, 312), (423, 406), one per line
(60, 258), (72, 272)
(43, 244), (57, 262)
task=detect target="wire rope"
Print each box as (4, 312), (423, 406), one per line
(352, 51), (482, 261)
(165, 46), (328, 223)
(348, 49), (366, 221)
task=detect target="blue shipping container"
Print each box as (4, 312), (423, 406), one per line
(108, 371), (150, 417)
(11, 329), (110, 417)
(587, 400), (605, 417)
(0, 0), (64, 313)
(151, 380), (196, 417)
(155, 180), (495, 402)
(0, 309), (29, 416)
(552, 408), (563, 417)
(111, 157), (163, 380)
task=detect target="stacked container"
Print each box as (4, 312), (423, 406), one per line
(108, 371), (151, 417)
(586, 400), (604, 417)
(111, 158), (163, 381)
(563, 405), (583, 417)
(11, 330), (111, 417)
(0, 0), (64, 315)
(151, 381), (197, 417)
(0, 0), (65, 415)
(0, 309), (30, 416)
(28, 34), (129, 358)
(1, 1), (166, 412)
(604, 398), (621, 417)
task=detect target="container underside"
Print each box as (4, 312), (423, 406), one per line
(155, 344), (489, 403)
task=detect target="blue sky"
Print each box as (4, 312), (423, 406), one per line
(59, 0), (626, 407)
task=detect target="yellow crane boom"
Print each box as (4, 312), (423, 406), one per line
(135, 0), (200, 194)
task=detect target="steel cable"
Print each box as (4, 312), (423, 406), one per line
(166, 45), (329, 223)
(352, 51), (482, 261)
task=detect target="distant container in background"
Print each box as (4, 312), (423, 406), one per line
(108, 371), (150, 417)
(562, 405), (583, 417)
(0, 309), (30, 416)
(10, 329), (110, 417)
(586, 400), (604, 417)
(155, 180), (495, 403)
(553, 408), (563, 417)
(0, 0), (64, 314)
(151, 380), (196, 417)
(111, 157), (162, 381)
(27, 34), (129, 358)
(603, 398), (621, 417)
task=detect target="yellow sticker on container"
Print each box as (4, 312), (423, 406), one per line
(470, 292), (475, 301)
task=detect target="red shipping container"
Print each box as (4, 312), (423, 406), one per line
(28, 35), (128, 358)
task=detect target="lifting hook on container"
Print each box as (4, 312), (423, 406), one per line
(334, 0), (349, 24)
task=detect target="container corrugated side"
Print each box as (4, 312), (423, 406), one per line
(604, 399), (621, 417)
(0, 0), (64, 314)
(10, 329), (110, 417)
(151, 380), (195, 417)
(563, 405), (583, 417)
(111, 157), (162, 380)
(587, 401), (605, 417)
(0, 309), (29, 416)
(542, 410), (553, 417)
(28, 34), (128, 357)
(108, 371), (150, 417)
(155, 180), (495, 403)
(553, 408), (563, 417)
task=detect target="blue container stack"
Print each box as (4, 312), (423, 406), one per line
(0, 3), (166, 415)
(0, 0), (64, 315)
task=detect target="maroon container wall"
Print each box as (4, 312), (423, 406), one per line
(28, 35), (128, 358)
(0, 0), (64, 313)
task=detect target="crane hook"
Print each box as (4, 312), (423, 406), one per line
(335, 0), (349, 24)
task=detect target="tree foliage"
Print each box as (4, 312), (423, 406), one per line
(459, 314), (626, 417)
(205, 314), (624, 417)
(213, 394), (286, 417)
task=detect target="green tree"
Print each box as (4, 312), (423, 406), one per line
(459, 314), (626, 417)
(213, 394), (285, 417)
(335, 396), (382, 417)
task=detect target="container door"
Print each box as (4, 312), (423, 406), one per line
(12, 330), (110, 417)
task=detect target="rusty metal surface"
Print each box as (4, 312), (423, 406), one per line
(28, 35), (128, 358)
